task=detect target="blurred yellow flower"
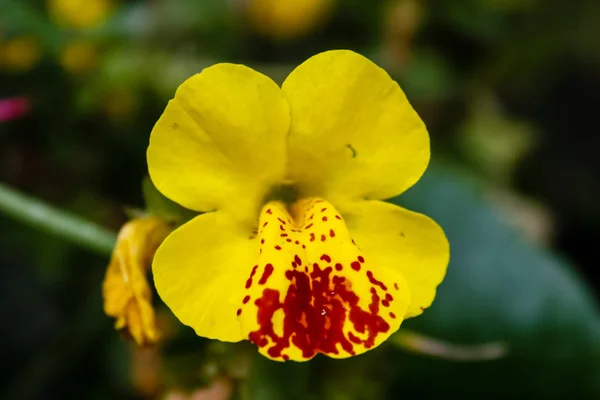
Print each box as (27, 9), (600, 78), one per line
(247, 0), (335, 40)
(383, 0), (422, 71)
(0, 36), (42, 72)
(103, 89), (139, 121)
(103, 217), (170, 346)
(59, 40), (98, 75)
(147, 50), (449, 361)
(48, 0), (114, 29)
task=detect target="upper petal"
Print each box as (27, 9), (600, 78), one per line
(148, 63), (290, 216)
(343, 200), (449, 317)
(282, 50), (429, 202)
(152, 212), (256, 342)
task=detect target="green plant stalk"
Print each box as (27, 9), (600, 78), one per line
(392, 329), (508, 361)
(0, 182), (116, 256)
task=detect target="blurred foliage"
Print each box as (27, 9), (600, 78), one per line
(1, 0), (599, 399)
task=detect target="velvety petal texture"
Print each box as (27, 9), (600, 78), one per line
(283, 50), (430, 203)
(148, 63), (290, 217)
(343, 200), (449, 317)
(152, 212), (256, 342)
(147, 50), (449, 361)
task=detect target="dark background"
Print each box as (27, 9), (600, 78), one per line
(1, 0), (599, 399)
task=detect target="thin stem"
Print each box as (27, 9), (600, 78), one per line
(0, 182), (116, 256)
(392, 329), (508, 361)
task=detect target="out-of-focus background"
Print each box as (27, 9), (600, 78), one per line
(1, 0), (599, 399)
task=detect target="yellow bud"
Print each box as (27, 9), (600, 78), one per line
(0, 36), (42, 72)
(102, 217), (171, 346)
(48, 0), (114, 29)
(247, 0), (335, 40)
(383, 0), (422, 71)
(60, 40), (98, 75)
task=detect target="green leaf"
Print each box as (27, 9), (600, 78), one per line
(142, 177), (197, 224)
(0, 0), (64, 52)
(388, 165), (600, 396)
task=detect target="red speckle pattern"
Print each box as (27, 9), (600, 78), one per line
(245, 265), (258, 289)
(238, 198), (403, 361)
(367, 271), (388, 291)
(248, 261), (391, 360)
(259, 264), (274, 285)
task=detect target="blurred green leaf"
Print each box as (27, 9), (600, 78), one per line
(142, 176), (197, 224)
(400, 51), (457, 102)
(390, 165), (600, 396)
(433, 0), (535, 43)
(458, 90), (537, 183)
(0, 0), (64, 51)
(245, 355), (313, 400)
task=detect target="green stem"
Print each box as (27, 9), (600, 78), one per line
(0, 182), (116, 256)
(392, 329), (508, 361)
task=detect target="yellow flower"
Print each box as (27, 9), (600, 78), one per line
(0, 36), (42, 72)
(247, 0), (335, 40)
(103, 217), (170, 346)
(48, 0), (114, 30)
(59, 40), (98, 75)
(147, 50), (449, 361)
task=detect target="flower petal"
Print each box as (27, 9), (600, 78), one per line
(238, 199), (411, 361)
(148, 63), (290, 215)
(152, 212), (257, 342)
(102, 217), (169, 345)
(343, 200), (449, 317)
(282, 50), (429, 202)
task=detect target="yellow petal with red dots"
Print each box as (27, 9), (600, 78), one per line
(147, 63), (290, 216)
(238, 199), (411, 361)
(152, 212), (257, 342)
(282, 50), (429, 202)
(344, 200), (449, 318)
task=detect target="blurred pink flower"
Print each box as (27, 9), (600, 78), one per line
(0, 97), (30, 121)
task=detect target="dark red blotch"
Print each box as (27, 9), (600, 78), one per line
(248, 262), (391, 359)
